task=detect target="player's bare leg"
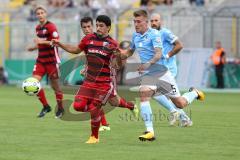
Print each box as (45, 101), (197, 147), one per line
(170, 97), (188, 109)
(170, 88), (205, 109)
(33, 74), (51, 118)
(33, 75), (42, 81)
(50, 78), (64, 118)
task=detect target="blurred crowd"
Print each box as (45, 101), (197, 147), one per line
(76, 0), (120, 20)
(141, 0), (173, 6)
(24, 0), (75, 8)
(142, 0), (205, 6)
(140, 0), (205, 15)
(23, 0), (209, 21)
(24, 0), (121, 21)
(189, 0), (205, 6)
(24, 0), (76, 21)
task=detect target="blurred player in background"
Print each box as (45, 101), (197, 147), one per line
(119, 10), (205, 141)
(150, 13), (193, 127)
(52, 15), (138, 144)
(27, 6), (64, 118)
(80, 16), (138, 132)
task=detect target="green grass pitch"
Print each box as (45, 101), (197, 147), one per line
(0, 85), (240, 160)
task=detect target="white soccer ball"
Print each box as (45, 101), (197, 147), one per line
(22, 77), (41, 96)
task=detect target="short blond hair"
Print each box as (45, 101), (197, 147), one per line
(133, 10), (148, 18)
(35, 5), (47, 13)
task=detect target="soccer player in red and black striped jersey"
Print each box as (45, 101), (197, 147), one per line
(52, 15), (138, 144)
(80, 17), (138, 132)
(27, 6), (64, 118)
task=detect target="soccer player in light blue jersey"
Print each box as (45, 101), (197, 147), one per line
(150, 13), (193, 127)
(119, 10), (205, 141)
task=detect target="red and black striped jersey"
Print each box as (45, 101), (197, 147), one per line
(36, 21), (60, 64)
(78, 33), (118, 83)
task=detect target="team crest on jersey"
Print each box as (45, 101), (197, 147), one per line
(43, 29), (47, 34)
(144, 36), (150, 42)
(103, 42), (109, 46)
(156, 37), (161, 43)
(104, 42), (116, 50)
(144, 35), (148, 40)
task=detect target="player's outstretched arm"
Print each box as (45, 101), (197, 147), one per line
(27, 38), (42, 51)
(27, 45), (38, 52)
(51, 39), (82, 54)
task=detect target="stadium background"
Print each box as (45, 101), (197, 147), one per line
(1, 0), (240, 88)
(0, 1), (240, 160)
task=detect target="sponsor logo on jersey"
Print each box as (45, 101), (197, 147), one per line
(88, 49), (107, 56)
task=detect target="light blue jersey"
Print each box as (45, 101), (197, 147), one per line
(159, 27), (178, 77)
(130, 28), (162, 64)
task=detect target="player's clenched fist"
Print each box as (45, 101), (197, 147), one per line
(51, 39), (60, 46)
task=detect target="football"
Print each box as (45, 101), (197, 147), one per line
(22, 77), (41, 96)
